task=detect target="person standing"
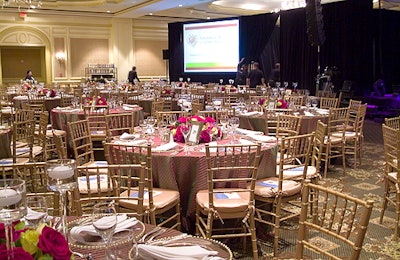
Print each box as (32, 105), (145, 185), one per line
(25, 70), (35, 81)
(246, 62), (265, 88)
(235, 57), (248, 86)
(128, 66), (140, 84)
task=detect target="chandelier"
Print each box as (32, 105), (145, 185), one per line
(1, 0), (42, 10)
(281, 0), (306, 10)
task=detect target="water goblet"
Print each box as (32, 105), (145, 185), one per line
(219, 114), (229, 132)
(25, 195), (48, 229)
(0, 179), (26, 259)
(92, 202), (117, 259)
(45, 159), (77, 238)
(311, 98), (318, 109)
(228, 117), (240, 143)
(219, 79), (223, 85)
(181, 124), (191, 155)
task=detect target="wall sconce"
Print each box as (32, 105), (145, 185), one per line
(55, 51), (65, 63)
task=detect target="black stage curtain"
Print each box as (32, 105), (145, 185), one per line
(280, 8), (317, 94)
(168, 13), (278, 83)
(372, 9), (400, 92)
(260, 26), (280, 82)
(279, 0), (372, 95)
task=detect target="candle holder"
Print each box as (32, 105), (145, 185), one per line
(0, 179), (26, 259)
(45, 159), (77, 238)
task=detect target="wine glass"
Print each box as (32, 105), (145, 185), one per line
(219, 114), (229, 133)
(229, 117), (240, 143)
(311, 98), (318, 109)
(0, 179), (26, 258)
(25, 195), (48, 229)
(92, 202), (117, 259)
(46, 159), (77, 238)
(181, 124), (191, 155)
(219, 79), (223, 85)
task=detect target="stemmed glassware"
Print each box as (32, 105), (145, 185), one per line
(92, 202), (117, 259)
(311, 98), (318, 109)
(181, 123), (191, 155)
(219, 79), (223, 85)
(219, 114), (229, 133)
(0, 179), (26, 259)
(45, 159), (77, 238)
(25, 195), (48, 229)
(228, 117), (240, 143)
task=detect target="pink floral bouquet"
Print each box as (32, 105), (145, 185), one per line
(170, 115), (222, 143)
(49, 89), (56, 97)
(276, 99), (288, 108)
(37, 89), (48, 96)
(0, 221), (72, 260)
(121, 83), (134, 92)
(221, 85), (237, 92)
(86, 96), (107, 106)
(161, 87), (175, 97)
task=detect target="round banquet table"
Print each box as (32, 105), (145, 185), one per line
(109, 135), (277, 232)
(67, 218), (233, 260)
(138, 98), (180, 115)
(238, 110), (329, 135)
(50, 106), (144, 157)
(0, 127), (12, 159)
(13, 95), (74, 112)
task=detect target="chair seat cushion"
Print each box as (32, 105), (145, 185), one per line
(81, 161), (108, 174)
(47, 129), (66, 137)
(276, 165), (317, 179)
(119, 188), (180, 210)
(78, 174), (113, 194)
(324, 135), (343, 144)
(254, 177), (301, 197)
(196, 188), (250, 215)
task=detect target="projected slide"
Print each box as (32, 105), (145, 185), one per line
(183, 19), (239, 73)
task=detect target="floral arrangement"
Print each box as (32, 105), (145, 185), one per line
(276, 99), (288, 108)
(170, 115), (222, 143)
(178, 82), (189, 88)
(86, 95), (107, 106)
(259, 98), (288, 109)
(161, 87), (175, 97)
(0, 221), (72, 260)
(22, 83), (36, 92)
(221, 85), (236, 92)
(121, 83), (135, 92)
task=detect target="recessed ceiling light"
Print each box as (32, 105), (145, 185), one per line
(149, 13), (153, 15)
(207, 17), (210, 19)
(106, 10), (110, 13)
(178, 4), (183, 7)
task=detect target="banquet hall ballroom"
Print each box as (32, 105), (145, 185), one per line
(1, 0), (400, 259)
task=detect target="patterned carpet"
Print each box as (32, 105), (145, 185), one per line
(231, 119), (400, 259)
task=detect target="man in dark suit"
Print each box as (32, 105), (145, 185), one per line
(246, 62), (265, 88)
(128, 66), (140, 84)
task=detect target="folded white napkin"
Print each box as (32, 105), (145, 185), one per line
(238, 139), (256, 145)
(200, 141), (218, 153)
(152, 142), (179, 152)
(120, 133), (140, 140)
(241, 111), (260, 116)
(236, 128), (264, 136)
(70, 215), (137, 243)
(123, 104), (138, 108)
(304, 111), (315, 117)
(115, 139), (147, 145)
(316, 109), (329, 115)
(248, 135), (277, 143)
(26, 207), (47, 222)
(137, 244), (218, 260)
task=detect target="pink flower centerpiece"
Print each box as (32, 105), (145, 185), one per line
(86, 96), (107, 106)
(121, 83), (134, 92)
(0, 221), (72, 260)
(170, 115), (222, 143)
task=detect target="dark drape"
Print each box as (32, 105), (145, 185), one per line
(168, 13), (278, 83)
(260, 26), (280, 82)
(280, 8), (318, 94)
(372, 9), (400, 92)
(279, 0), (372, 95)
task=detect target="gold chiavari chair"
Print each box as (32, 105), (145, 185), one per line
(196, 143), (261, 259)
(60, 93), (73, 107)
(52, 129), (67, 159)
(155, 111), (187, 125)
(320, 97), (339, 109)
(254, 133), (314, 258)
(151, 100), (164, 116)
(380, 124), (400, 239)
(296, 180), (374, 260)
(83, 105), (109, 152)
(191, 101), (204, 115)
(321, 107), (349, 178)
(287, 95), (304, 106)
(263, 108), (294, 136)
(11, 109), (37, 163)
(104, 143), (181, 229)
(67, 119), (108, 170)
(385, 115), (400, 129)
(104, 113), (135, 141)
(275, 114), (301, 140)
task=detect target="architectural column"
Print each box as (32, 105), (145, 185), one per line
(111, 18), (133, 82)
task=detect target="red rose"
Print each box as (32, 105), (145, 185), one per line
(38, 226), (71, 260)
(0, 245), (34, 260)
(199, 130), (211, 143)
(0, 222), (26, 241)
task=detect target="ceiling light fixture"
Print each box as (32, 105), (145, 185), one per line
(1, 0), (42, 10)
(281, 0), (306, 10)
